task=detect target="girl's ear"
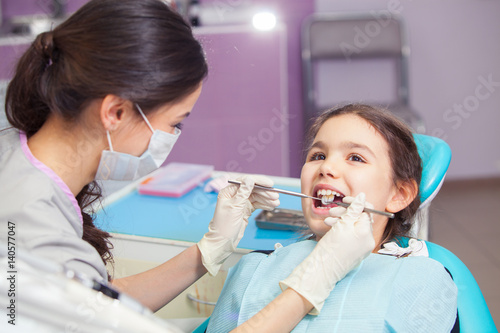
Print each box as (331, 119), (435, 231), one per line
(386, 179), (419, 213)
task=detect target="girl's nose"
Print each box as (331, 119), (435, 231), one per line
(318, 158), (339, 179)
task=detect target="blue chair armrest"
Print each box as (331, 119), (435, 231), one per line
(426, 241), (497, 332)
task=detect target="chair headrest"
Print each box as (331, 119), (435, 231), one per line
(413, 134), (452, 206)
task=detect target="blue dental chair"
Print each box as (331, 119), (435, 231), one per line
(412, 134), (496, 333)
(193, 134), (497, 333)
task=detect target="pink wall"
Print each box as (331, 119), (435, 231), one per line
(198, 0), (315, 176)
(167, 27), (289, 176)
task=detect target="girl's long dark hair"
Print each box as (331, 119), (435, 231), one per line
(5, 0), (208, 277)
(305, 104), (422, 246)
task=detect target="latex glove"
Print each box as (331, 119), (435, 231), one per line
(197, 175), (280, 276)
(279, 192), (375, 315)
(324, 195), (374, 227)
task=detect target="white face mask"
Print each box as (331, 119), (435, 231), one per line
(95, 104), (180, 181)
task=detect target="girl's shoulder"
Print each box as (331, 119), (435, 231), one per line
(375, 237), (449, 273)
(365, 238), (456, 291)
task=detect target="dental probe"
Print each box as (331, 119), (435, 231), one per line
(228, 180), (395, 218)
(331, 201), (395, 218)
(228, 180), (318, 200)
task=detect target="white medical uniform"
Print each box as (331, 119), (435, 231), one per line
(0, 129), (108, 281)
(208, 240), (458, 333)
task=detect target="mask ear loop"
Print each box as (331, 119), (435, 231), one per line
(135, 104), (155, 133)
(106, 131), (114, 152)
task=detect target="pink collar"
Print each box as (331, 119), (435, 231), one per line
(19, 131), (83, 224)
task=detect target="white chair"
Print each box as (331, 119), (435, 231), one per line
(301, 12), (424, 132)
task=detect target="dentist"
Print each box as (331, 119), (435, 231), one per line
(0, 1), (374, 331)
(0, 0), (279, 312)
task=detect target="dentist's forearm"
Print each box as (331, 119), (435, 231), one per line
(111, 244), (207, 312)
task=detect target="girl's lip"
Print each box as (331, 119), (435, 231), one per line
(311, 204), (336, 216)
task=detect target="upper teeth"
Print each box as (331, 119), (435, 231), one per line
(316, 189), (341, 197)
(317, 189), (341, 206)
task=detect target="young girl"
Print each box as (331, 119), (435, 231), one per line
(207, 104), (458, 332)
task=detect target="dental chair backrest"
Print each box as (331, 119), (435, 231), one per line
(413, 134), (451, 207)
(411, 134), (451, 239)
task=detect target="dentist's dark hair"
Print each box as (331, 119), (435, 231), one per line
(305, 104), (422, 248)
(5, 0), (208, 276)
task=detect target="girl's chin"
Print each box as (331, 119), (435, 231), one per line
(305, 218), (330, 239)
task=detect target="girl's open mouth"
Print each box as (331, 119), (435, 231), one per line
(313, 187), (345, 210)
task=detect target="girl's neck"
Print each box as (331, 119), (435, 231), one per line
(27, 115), (105, 197)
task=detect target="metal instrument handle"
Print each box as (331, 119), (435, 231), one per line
(228, 180), (395, 218)
(187, 294), (217, 306)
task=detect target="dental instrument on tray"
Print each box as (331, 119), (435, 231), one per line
(228, 180), (395, 218)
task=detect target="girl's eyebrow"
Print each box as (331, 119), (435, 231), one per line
(309, 140), (327, 150)
(310, 140), (376, 157)
(341, 141), (376, 157)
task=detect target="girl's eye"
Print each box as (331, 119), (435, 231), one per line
(309, 152), (326, 161)
(348, 154), (365, 163)
(174, 123), (184, 130)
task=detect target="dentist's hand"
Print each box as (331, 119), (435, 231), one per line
(279, 193), (375, 315)
(324, 194), (375, 227)
(197, 175), (280, 276)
